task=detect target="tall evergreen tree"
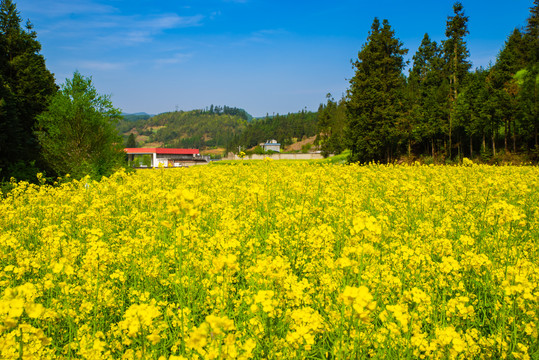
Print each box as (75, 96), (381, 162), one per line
(408, 33), (447, 158)
(520, 0), (539, 150)
(523, 0), (539, 64)
(443, 1), (471, 158)
(0, 0), (56, 180)
(346, 18), (408, 163)
(489, 29), (527, 153)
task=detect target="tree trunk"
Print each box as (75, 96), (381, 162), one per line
(470, 135), (473, 157)
(432, 139), (435, 159)
(458, 135), (461, 159)
(482, 134), (486, 152)
(512, 120), (516, 153)
(448, 42), (458, 160)
(408, 139), (411, 158)
(449, 114), (452, 159)
(492, 132), (496, 156)
(504, 119), (508, 153)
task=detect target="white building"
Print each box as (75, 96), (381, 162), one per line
(260, 139), (281, 152)
(124, 148), (209, 167)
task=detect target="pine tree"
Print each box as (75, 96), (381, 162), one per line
(408, 33), (447, 158)
(489, 29), (527, 153)
(456, 68), (492, 157)
(524, 0), (539, 64)
(443, 1), (471, 158)
(346, 18), (408, 163)
(0, 0), (56, 180)
(521, 0), (539, 150)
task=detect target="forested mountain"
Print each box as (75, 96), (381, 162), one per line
(117, 107), (319, 153)
(117, 109), (248, 150)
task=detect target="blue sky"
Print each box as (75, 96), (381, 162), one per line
(18, 0), (534, 117)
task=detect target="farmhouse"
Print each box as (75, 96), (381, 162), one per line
(260, 139), (281, 152)
(125, 148), (209, 167)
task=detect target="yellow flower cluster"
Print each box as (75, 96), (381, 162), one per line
(0, 162), (538, 359)
(339, 285), (377, 322)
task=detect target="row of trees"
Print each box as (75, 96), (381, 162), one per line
(200, 105), (252, 121)
(0, 0), (125, 182)
(321, 1), (539, 163)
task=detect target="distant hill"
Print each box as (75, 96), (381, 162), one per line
(116, 106), (319, 153)
(117, 108), (249, 150)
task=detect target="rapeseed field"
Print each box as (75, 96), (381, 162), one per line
(0, 162), (538, 359)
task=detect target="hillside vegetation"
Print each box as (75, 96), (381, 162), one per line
(117, 107), (319, 153)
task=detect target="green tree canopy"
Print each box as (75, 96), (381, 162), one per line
(524, 0), (539, 63)
(346, 18), (408, 163)
(408, 33), (447, 157)
(35, 71), (125, 180)
(443, 1), (471, 158)
(317, 93), (347, 157)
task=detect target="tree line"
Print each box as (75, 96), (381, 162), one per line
(201, 105), (253, 121)
(320, 1), (539, 163)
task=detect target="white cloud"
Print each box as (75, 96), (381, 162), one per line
(155, 53), (193, 66)
(46, 13), (205, 49)
(19, 0), (118, 17)
(90, 14), (203, 48)
(77, 60), (128, 71)
(210, 11), (222, 20)
(142, 14), (204, 30)
(233, 28), (289, 46)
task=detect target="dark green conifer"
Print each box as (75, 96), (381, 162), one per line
(443, 1), (471, 158)
(409, 33), (447, 158)
(0, 0), (56, 180)
(346, 18), (408, 163)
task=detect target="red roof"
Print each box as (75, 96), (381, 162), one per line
(124, 148), (199, 155)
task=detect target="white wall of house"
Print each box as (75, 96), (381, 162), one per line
(262, 144), (281, 152)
